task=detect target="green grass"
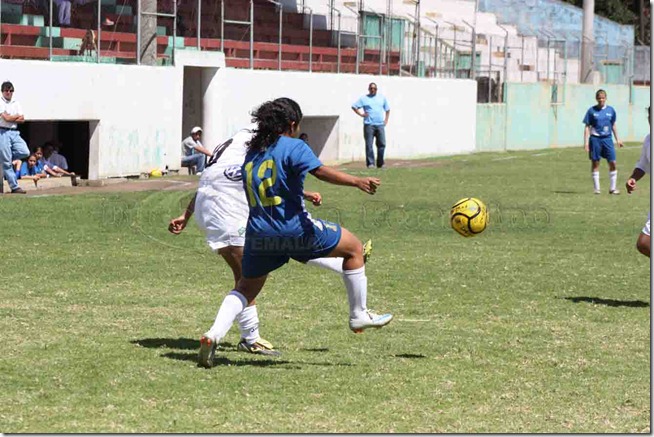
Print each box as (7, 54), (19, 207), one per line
(0, 145), (650, 432)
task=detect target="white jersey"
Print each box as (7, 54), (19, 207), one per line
(194, 125), (255, 250)
(635, 134), (650, 174)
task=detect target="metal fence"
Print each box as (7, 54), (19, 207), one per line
(0, 0), (647, 90)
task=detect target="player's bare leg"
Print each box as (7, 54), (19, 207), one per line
(326, 228), (392, 333)
(216, 246), (280, 357)
(199, 275), (268, 367)
(636, 233), (650, 258)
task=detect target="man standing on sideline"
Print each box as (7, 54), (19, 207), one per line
(181, 126), (212, 175)
(0, 81), (30, 194)
(352, 83), (390, 169)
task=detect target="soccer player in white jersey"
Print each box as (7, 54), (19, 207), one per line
(169, 111), (372, 356)
(625, 106), (651, 258)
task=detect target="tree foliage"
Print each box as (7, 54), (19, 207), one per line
(561, 0), (649, 44)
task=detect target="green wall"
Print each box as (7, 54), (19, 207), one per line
(477, 83), (650, 151)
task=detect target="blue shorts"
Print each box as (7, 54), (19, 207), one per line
(242, 218), (342, 278)
(589, 136), (615, 162)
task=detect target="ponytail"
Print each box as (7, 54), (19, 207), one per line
(247, 97), (303, 153)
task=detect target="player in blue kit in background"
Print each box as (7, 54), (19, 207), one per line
(198, 97), (393, 368)
(583, 89), (624, 195)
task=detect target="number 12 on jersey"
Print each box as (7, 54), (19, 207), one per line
(244, 159), (283, 207)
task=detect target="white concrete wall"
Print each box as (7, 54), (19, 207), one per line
(214, 69), (477, 163)
(0, 50), (476, 179)
(0, 50), (225, 179)
(0, 58), (183, 179)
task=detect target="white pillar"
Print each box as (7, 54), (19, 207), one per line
(580, 0), (594, 83)
(201, 67), (221, 151)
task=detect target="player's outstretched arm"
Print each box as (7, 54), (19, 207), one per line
(311, 165), (380, 195)
(626, 168), (646, 194)
(169, 193), (197, 234)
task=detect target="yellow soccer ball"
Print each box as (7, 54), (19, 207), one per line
(149, 169), (163, 178)
(450, 197), (489, 237)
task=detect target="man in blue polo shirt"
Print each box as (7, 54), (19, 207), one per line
(352, 83), (391, 169)
(583, 89), (624, 195)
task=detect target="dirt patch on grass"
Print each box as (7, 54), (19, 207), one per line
(16, 158), (450, 196)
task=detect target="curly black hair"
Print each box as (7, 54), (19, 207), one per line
(247, 97), (303, 153)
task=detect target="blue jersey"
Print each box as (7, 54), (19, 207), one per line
(583, 105), (616, 138)
(352, 94), (390, 125)
(242, 136), (322, 237)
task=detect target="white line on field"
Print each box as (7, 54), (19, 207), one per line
(492, 156), (517, 161)
(532, 152), (550, 156)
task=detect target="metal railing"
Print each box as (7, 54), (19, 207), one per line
(0, 0), (642, 85)
(221, 0), (253, 69)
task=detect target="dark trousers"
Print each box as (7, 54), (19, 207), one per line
(364, 124), (386, 168)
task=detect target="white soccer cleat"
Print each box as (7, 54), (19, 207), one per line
(198, 334), (217, 368)
(349, 310), (393, 333)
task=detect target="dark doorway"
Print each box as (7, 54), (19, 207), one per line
(21, 121), (91, 179)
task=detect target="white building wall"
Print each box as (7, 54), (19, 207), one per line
(215, 69), (477, 162)
(0, 51), (476, 179)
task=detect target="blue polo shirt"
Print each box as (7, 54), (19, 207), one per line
(583, 105), (616, 138)
(352, 94), (390, 125)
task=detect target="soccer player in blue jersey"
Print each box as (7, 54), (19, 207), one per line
(197, 98), (393, 367)
(583, 89), (624, 194)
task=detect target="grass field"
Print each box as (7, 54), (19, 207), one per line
(0, 145), (650, 433)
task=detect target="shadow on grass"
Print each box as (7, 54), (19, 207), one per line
(564, 296), (650, 308)
(301, 348), (330, 352)
(132, 339), (353, 368)
(161, 351), (353, 368)
(391, 353), (427, 359)
(131, 338), (239, 351)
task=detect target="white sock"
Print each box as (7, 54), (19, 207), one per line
(306, 257), (344, 274)
(236, 304), (260, 344)
(342, 266), (367, 319)
(609, 170), (617, 192)
(206, 290), (247, 341)
(592, 171), (600, 191)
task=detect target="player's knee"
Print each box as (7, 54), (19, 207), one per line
(636, 235), (650, 257)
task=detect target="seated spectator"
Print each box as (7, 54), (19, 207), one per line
(181, 126), (212, 175)
(299, 132), (309, 144)
(42, 143), (77, 183)
(17, 154), (47, 185)
(43, 142), (70, 171)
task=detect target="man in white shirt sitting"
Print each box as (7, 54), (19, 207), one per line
(0, 81), (30, 194)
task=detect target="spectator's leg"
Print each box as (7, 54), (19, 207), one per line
(375, 125), (386, 168)
(0, 132), (20, 191)
(9, 132), (30, 162)
(181, 155), (194, 168)
(363, 124), (375, 168)
(62, 0), (72, 25)
(194, 153), (206, 173)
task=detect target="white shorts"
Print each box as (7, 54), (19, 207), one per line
(204, 219), (247, 251)
(642, 211), (650, 236)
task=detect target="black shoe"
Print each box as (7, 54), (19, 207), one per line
(10, 187), (26, 194)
